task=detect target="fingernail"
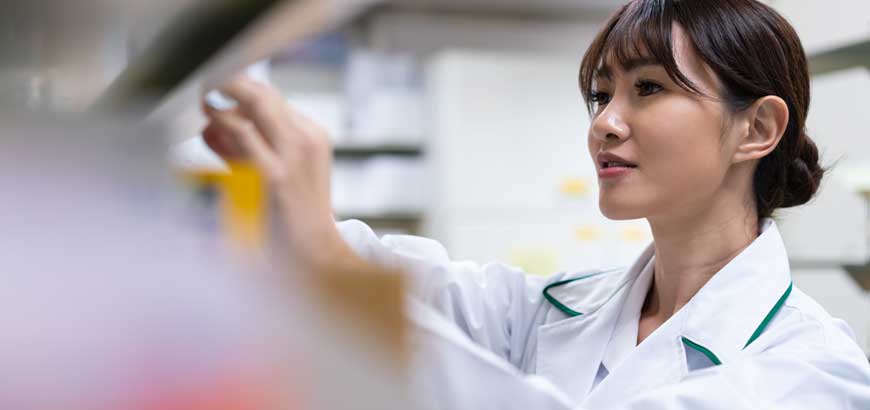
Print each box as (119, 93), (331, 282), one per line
(205, 90), (237, 111)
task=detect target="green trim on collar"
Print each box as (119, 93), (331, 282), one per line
(542, 271), (610, 317)
(744, 282), (793, 349)
(682, 337), (722, 366)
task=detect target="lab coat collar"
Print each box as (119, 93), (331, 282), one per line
(542, 245), (654, 319)
(535, 246), (654, 401)
(538, 218), (793, 403)
(677, 218), (793, 364)
(579, 221), (792, 408)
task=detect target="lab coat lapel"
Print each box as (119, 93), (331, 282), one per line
(678, 219), (794, 362)
(536, 246), (654, 402)
(581, 319), (687, 408)
(535, 296), (621, 403)
(583, 219), (794, 408)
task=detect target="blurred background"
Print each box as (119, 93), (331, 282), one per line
(1, 0), (868, 408)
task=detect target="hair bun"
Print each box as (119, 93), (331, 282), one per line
(781, 135), (824, 208)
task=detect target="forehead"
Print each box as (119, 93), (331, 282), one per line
(594, 24), (718, 91)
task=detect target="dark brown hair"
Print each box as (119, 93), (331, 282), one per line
(580, 0), (824, 220)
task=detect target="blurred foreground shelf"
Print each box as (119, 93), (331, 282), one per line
(94, 0), (382, 117)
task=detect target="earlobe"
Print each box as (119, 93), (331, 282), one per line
(733, 96), (789, 164)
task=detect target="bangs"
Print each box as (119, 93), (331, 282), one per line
(579, 0), (703, 113)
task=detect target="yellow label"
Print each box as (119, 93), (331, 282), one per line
(559, 178), (589, 197)
(574, 225), (602, 242)
(509, 247), (558, 276)
(218, 161), (267, 251)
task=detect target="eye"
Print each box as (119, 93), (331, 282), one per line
(590, 90), (612, 106)
(635, 80), (663, 96)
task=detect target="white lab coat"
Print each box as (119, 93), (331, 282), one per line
(337, 218), (870, 409)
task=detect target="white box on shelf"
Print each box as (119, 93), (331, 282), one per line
(287, 93), (348, 142)
(332, 156), (428, 217)
(349, 89), (425, 146)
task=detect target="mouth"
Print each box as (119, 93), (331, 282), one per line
(600, 161), (638, 169)
(596, 153), (637, 179)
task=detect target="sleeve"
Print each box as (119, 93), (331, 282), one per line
(336, 219), (561, 363)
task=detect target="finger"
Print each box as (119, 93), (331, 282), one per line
(202, 124), (244, 159)
(202, 97), (280, 152)
(216, 76), (291, 155)
(208, 109), (283, 177)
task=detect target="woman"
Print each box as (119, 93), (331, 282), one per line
(202, 0), (870, 408)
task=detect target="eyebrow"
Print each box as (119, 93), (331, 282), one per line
(595, 57), (661, 81)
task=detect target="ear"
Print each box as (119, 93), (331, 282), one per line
(732, 96), (789, 164)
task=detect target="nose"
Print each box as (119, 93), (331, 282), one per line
(589, 106), (630, 143)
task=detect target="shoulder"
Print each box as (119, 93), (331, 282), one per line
(776, 287), (866, 351)
(753, 285), (869, 373)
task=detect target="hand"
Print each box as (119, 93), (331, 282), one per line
(201, 75), (353, 270)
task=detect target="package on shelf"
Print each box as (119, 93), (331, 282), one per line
(346, 50), (425, 145)
(349, 88), (424, 145)
(332, 156), (428, 216)
(287, 93), (348, 142)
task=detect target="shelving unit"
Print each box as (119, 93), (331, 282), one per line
(805, 38), (870, 291)
(809, 39), (870, 75)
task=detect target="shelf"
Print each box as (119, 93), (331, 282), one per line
(842, 264), (870, 291)
(791, 259), (870, 291)
(809, 38), (870, 76)
(337, 212), (424, 234)
(338, 212), (423, 222)
(333, 143), (423, 157)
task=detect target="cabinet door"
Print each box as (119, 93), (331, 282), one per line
(426, 50), (595, 211)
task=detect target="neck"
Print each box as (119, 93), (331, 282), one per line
(644, 199), (759, 319)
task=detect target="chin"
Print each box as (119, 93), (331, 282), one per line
(599, 198), (646, 221)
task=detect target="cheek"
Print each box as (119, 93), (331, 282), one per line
(641, 102), (727, 192)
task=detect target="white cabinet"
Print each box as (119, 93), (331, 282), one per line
(427, 50), (594, 211)
(423, 50), (651, 274)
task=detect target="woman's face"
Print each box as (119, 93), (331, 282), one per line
(588, 26), (742, 221)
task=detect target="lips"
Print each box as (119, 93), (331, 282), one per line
(596, 152), (637, 170)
